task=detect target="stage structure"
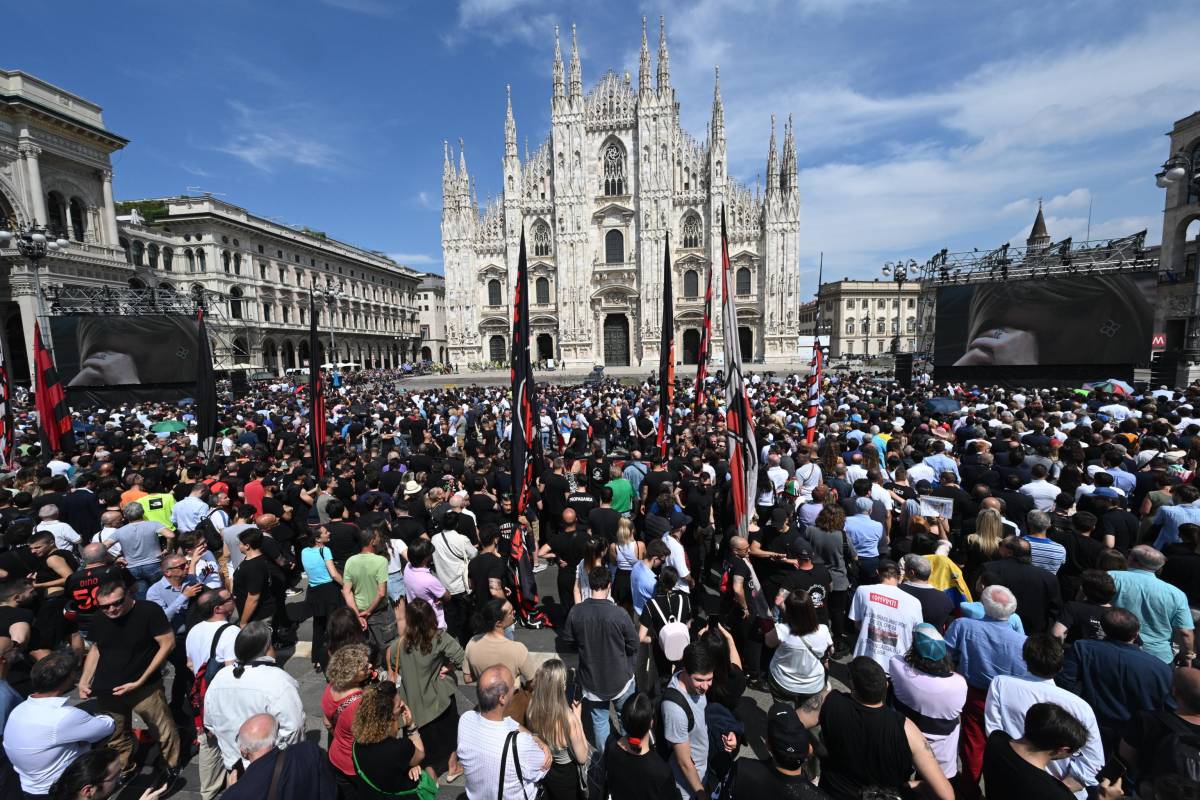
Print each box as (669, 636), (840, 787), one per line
(909, 230), (1160, 386)
(43, 284), (253, 371)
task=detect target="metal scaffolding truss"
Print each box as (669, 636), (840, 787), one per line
(911, 230), (1160, 356)
(43, 285), (255, 368)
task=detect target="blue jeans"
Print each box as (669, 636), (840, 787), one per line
(584, 679), (636, 749)
(127, 563), (162, 600)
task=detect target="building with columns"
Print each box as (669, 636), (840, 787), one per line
(441, 17), (802, 370)
(416, 272), (448, 364)
(816, 278), (923, 359)
(116, 196), (425, 373)
(0, 69), (132, 381)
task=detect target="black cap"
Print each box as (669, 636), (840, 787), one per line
(789, 539), (814, 560)
(669, 511), (693, 530)
(644, 514), (670, 537)
(767, 703), (813, 763)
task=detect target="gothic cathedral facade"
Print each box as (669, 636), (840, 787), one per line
(441, 18), (801, 369)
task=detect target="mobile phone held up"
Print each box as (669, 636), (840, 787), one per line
(565, 667), (583, 705)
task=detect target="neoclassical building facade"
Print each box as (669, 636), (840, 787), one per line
(441, 18), (802, 369)
(116, 196), (425, 373)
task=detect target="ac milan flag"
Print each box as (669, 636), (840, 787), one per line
(33, 322), (74, 457)
(720, 207), (758, 538)
(694, 264), (713, 413)
(657, 233), (674, 461)
(509, 230), (552, 628)
(0, 337), (11, 469)
(195, 307), (218, 458)
(806, 257), (825, 444)
(308, 291), (327, 478)
(806, 344), (823, 444)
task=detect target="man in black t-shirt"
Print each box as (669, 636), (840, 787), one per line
(65, 542), (132, 640)
(585, 442), (610, 496)
(79, 579), (181, 782)
(587, 487), (622, 544)
(539, 459), (570, 542)
(734, 703), (826, 798)
(566, 485), (598, 526)
(776, 544), (833, 625)
(467, 525), (510, 606)
(983, 703), (1101, 800)
(323, 499), (361, 569)
(232, 528), (277, 624)
(1051, 569), (1114, 644)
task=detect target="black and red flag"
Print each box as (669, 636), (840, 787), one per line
(33, 322), (73, 457)
(308, 291), (327, 478)
(720, 207), (758, 538)
(194, 306), (218, 458)
(0, 335), (12, 469)
(694, 263), (713, 413)
(657, 234), (675, 460)
(509, 230), (551, 628)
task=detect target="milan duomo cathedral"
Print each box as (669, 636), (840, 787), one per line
(441, 17), (801, 369)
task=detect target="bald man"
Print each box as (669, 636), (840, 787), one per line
(457, 665), (550, 799)
(64, 542), (130, 641)
(221, 713), (333, 800)
(1119, 666), (1200, 779)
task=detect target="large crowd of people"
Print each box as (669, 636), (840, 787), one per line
(0, 365), (1198, 800)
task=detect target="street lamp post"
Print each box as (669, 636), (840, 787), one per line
(1158, 153), (1200, 361)
(313, 283), (344, 370)
(0, 223), (70, 352)
(882, 259), (917, 354)
(862, 312), (871, 357)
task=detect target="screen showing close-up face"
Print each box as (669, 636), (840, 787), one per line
(932, 272), (1156, 367)
(50, 315), (200, 388)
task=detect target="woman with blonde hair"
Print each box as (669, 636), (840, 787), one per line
(609, 517), (643, 610)
(350, 680), (432, 800)
(965, 507), (1004, 589)
(524, 658), (590, 800)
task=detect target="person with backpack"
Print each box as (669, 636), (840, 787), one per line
(638, 566), (693, 690)
(184, 590), (239, 800)
(764, 591), (832, 709)
(1119, 666), (1200, 793)
(658, 643), (735, 800)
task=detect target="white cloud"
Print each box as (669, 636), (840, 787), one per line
(415, 191), (435, 209)
(215, 101), (340, 173)
(447, 0), (557, 46)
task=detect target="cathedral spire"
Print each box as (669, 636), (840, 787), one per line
(1027, 199), (1050, 249)
(656, 15), (670, 93)
(711, 66), (725, 145)
(638, 16), (651, 95)
(458, 136), (469, 190)
(504, 85), (517, 159)
(766, 115), (779, 192)
(781, 114), (796, 191)
(443, 139), (455, 185)
(552, 25), (564, 100)
(569, 24), (582, 100)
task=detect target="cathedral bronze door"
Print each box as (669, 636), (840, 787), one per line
(603, 314), (630, 366)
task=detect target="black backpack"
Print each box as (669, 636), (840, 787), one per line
(653, 686), (694, 760)
(194, 510), (225, 555)
(1147, 711), (1200, 783)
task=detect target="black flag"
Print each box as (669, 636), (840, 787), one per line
(309, 291), (327, 478)
(657, 233), (674, 460)
(194, 306), (217, 458)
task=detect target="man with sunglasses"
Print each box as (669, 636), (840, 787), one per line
(147, 553), (204, 721)
(79, 580), (181, 789)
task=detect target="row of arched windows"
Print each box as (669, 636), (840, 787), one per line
(527, 214), (701, 262)
(119, 238), (185, 271)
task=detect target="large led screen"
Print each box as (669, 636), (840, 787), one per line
(50, 315), (200, 388)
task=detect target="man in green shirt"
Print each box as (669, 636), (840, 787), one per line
(137, 477), (177, 531)
(605, 464), (635, 516)
(342, 529), (396, 652)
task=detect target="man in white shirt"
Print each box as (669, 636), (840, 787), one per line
(984, 633), (1103, 799)
(848, 560), (923, 674)
(203, 621), (304, 773)
(457, 665), (550, 800)
(35, 505), (80, 552)
(793, 446), (823, 502)
(186, 589), (240, 800)
(1018, 464), (1061, 513)
(3, 651), (116, 796)
(432, 515), (478, 643)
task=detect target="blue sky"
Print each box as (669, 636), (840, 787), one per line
(6, 0), (1199, 288)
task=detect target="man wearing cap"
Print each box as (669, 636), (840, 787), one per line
(733, 703), (824, 796)
(776, 542), (832, 625)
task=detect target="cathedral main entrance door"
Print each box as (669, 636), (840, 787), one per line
(603, 314), (629, 366)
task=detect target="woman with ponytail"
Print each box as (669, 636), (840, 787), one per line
(595, 692), (675, 800)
